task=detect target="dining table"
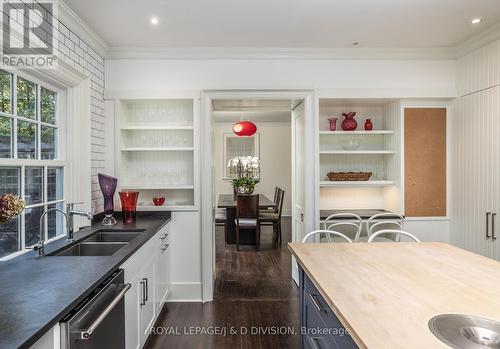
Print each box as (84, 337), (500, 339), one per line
(217, 194), (276, 244)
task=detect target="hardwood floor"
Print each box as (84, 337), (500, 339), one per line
(145, 217), (300, 349)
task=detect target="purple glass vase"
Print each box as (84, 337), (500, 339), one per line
(98, 173), (118, 226)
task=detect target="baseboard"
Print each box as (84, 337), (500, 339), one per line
(166, 282), (203, 302)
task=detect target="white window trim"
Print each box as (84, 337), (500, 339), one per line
(0, 69), (67, 260)
(0, 60), (91, 261)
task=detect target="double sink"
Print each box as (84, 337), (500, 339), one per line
(49, 230), (145, 257)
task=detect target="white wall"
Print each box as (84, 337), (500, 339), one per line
(214, 123), (292, 215)
(105, 59), (456, 92)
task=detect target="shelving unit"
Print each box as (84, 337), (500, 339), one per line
(318, 98), (402, 212)
(319, 180), (395, 187)
(319, 130), (395, 135)
(121, 147), (194, 152)
(320, 150), (395, 155)
(115, 98), (199, 211)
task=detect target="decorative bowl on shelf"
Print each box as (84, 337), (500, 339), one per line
(152, 197), (166, 206)
(327, 172), (373, 181)
(340, 138), (362, 150)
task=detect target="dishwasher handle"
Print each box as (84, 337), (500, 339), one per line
(77, 283), (131, 340)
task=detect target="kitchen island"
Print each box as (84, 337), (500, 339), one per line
(288, 242), (500, 349)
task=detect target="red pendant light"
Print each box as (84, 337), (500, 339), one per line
(232, 121), (257, 136)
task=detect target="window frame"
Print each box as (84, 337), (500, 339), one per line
(0, 69), (67, 261)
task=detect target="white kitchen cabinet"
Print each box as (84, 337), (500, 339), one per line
(138, 256), (156, 346)
(155, 224), (170, 313)
(122, 223), (170, 349)
(452, 86), (500, 259)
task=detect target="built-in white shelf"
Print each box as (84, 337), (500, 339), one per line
(115, 97), (199, 211)
(320, 180), (395, 187)
(121, 184), (194, 190)
(121, 125), (194, 130)
(320, 150), (395, 155)
(121, 147), (194, 152)
(319, 130), (395, 135)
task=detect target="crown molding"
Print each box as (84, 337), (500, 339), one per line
(58, 0), (108, 57)
(106, 46), (455, 61)
(454, 22), (500, 58)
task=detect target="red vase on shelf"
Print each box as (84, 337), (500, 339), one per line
(341, 112), (357, 131)
(364, 119), (373, 131)
(328, 118), (338, 131)
(153, 197), (165, 206)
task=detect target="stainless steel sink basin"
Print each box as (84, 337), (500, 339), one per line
(50, 242), (127, 256)
(84, 231), (142, 243)
(429, 314), (500, 349)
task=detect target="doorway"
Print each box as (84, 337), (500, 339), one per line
(200, 91), (316, 302)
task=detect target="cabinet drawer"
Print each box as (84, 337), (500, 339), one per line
(303, 293), (339, 349)
(303, 275), (358, 349)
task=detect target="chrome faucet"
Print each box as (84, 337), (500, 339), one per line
(66, 203), (93, 242)
(33, 208), (68, 256)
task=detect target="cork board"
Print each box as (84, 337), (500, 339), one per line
(404, 108), (446, 217)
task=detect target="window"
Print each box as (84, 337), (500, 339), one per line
(0, 70), (65, 259)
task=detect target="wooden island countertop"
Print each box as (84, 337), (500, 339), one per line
(288, 242), (500, 349)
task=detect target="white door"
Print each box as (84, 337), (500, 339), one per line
(292, 101), (306, 284)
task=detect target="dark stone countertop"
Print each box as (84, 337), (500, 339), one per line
(0, 211), (171, 349)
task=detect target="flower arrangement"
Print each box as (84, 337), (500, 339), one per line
(227, 156), (261, 194)
(0, 194), (26, 224)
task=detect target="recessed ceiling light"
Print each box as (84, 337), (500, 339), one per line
(150, 16), (160, 25)
(471, 18), (483, 24)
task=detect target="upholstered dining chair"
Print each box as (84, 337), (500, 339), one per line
(260, 189), (285, 246)
(368, 229), (420, 243)
(302, 230), (353, 243)
(323, 213), (363, 241)
(260, 187), (280, 214)
(235, 194), (260, 251)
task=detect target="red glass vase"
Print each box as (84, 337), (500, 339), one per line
(364, 118), (373, 131)
(341, 112), (357, 131)
(119, 191), (139, 223)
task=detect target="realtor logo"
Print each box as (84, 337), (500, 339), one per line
(1, 0), (58, 68)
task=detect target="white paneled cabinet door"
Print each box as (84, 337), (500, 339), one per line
(492, 86), (500, 260)
(124, 273), (141, 349)
(454, 86), (500, 260)
(139, 257), (156, 347)
(155, 225), (170, 313)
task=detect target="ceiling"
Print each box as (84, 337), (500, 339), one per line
(63, 0), (500, 48)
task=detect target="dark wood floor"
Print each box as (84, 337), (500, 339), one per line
(145, 217), (300, 349)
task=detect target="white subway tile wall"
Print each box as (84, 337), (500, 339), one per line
(1, 1), (106, 213)
(56, 18), (107, 214)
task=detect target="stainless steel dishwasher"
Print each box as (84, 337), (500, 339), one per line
(60, 269), (131, 349)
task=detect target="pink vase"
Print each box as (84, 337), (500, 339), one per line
(341, 112), (357, 131)
(328, 118), (338, 131)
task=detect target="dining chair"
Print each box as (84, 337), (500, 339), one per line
(302, 230), (353, 243)
(214, 208), (228, 241)
(260, 189), (285, 246)
(235, 194), (260, 251)
(323, 213), (363, 241)
(367, 229), (420, 243)
(366, 212), (405, 241)
(260, 187), (280, 214)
